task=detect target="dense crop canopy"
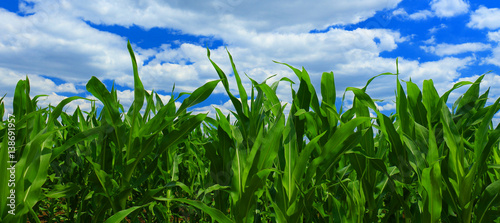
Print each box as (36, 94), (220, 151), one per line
(1, 43), (499, 222)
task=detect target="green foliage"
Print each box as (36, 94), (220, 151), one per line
(1, 43), (499, 222)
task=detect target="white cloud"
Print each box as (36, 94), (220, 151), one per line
(430, 0), (469, 17)
(48, 0), (401, 35)
(37, 93), (95, 114)
(423, 36), (436, 45)
(421, 42), (491, 56)
(376, 102), (396, 111)
(397, 57), (474, 93)
(0, 0), (407, 108)
(429, 24), (447, 34)
(2, 0), (500, 121)
(488, 30), (500, 42)
(0, 8), (131, 83)
(393, 0), (468, 21)
(392, 8), (408, 17)
(409, 10), (433, 20)
(468, 6), (500, 30)
(0, 66), (88, 119)
(392, 8), (434, 20)
(485, 46), (500, 67)
(121, 27), (406, 100)
(0, 67), (79, 96)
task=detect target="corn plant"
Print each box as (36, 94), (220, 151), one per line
(1, 42), (499, 222)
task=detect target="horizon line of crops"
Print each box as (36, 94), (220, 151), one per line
(1, 41), (500, 222)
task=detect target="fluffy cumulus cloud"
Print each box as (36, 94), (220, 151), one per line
(376, 102), (396, 111)
(430, 0), (469, 17)
(117, 27), (407, 99)
(421, 42), (491, 56)
(468, 6), (500, 30)
(485, 46), (500, 67)
(429, 24), (447, 34)
(423, 36), (436, 45)
(0, 67), (80, 102)
(47, 0), (402, 34)
(401, 57), (473, 87)
(0, 8), (131, 83)
(0, 65), (84, 116)
(409, 10), (434, 20)
(464, 6), (500, 73)
(392, 0), (468, 20)
(391, 8), (434, 20)
(2, 0), (500, 120)
(0, 0), (404, 104)
(488, 30), (500, 42)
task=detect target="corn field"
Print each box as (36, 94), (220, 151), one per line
(1, 42), (500, 223)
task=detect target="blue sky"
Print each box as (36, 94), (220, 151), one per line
(1, 0), (499, 123)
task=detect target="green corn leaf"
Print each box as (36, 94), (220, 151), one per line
(255, 82), (281, 116)
(197, 184), (231, 200)
(423, 79), (441, 127)
(292, 131), (326, 190)
(207, 48), (249, 125)
(304, 117), (370, 185)
(51, 125), (108, 161)
(126, 40), (145, 117)
(321, 71), (336, 106)
(475, 179), (500, 223)
(422, 162), (442, 223)
(47, 96), (88, 129)
(345, 87), (377, 110)
(104, 205), (147, 223)
(226, 48), (249, 116)
(396, 75), (411, 136)
(233, 168), (275, 223)
(155, 197), (234, 223)
(456, 74), (485, 114)
(45, 183), (81, 199)
(177, 79), (220, 115)
(125, 41), (146, 174)
(271, 200), (288, 223)
(137, 107), (176, 136)
(13, 78), (31, 118)
(361, 72), (395, 92)
(405, 80), (427, 126)
(157, 113), (207, 155)
(86, 76), (121, 126)
(440, 80), (473, 104)
(475, 97), (500, 163)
